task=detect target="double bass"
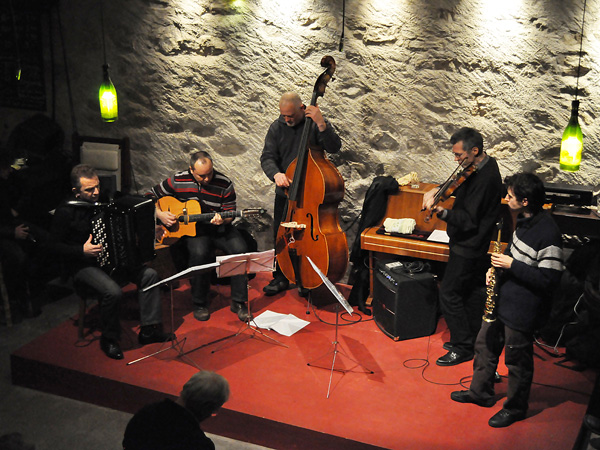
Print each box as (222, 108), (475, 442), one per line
(275, 56), (348, 290)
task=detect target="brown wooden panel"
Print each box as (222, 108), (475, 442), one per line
(382, 183), (454, 233)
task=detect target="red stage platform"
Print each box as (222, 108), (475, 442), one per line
(10, 273), (596, 449)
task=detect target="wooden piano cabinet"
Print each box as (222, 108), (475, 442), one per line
(360, 183), (454, 304)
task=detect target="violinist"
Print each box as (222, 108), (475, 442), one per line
(260, 91), (341, 296)
(422, 127), (502, 366)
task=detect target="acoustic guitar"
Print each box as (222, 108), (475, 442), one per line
(156, 196), (265, 244)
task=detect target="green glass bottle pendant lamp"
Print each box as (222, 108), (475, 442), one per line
(99, 64), (118, 122)
(559, 100), (583, 172)
(560, 0), (587, 172)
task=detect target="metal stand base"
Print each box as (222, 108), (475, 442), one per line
(127, 282), (201, 369)
(209, 294), (288, 353)
(307, 303), (373, 398)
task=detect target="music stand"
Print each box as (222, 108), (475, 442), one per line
(209, 249), (289, 353)
(305, 256), (374, 398)
(126, 262), (220, 368)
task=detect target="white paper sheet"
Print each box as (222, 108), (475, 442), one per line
(427, 229), (450, 243)
(216, 249), (275, 277)
(252, 310), (310, 337)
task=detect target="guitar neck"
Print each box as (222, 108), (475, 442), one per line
(184, 210), (241, 223)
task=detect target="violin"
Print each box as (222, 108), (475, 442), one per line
(423, 163), (477, 222)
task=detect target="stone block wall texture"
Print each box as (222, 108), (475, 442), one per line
(2, 0), (599, 252)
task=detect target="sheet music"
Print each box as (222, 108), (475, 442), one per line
(427, 229), (450, 243)
(216, 249), (275, 278)
(305, 256), (353, 315)
(142, 262), (220, 291)
(252, 310), (310, 337)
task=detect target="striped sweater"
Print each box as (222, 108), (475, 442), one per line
(497, 211), (564, 333)
(149, 169), (236, 214)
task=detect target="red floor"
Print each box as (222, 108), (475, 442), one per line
(11, 273), (596, 449)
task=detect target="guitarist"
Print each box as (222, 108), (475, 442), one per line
(149, 151), (249, 322)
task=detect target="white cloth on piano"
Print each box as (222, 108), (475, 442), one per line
(383, 217), (416, 234)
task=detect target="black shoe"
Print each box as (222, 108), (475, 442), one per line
(230, 302), (250, 322)
(138, 324), (176, 345)
(297, 286), (309, 298)
(100, 338), (124, 360)
(443, 342), (454, 351)
(263, 278), (289, 296)
(450, 390), (495, 407)
(436, 350), (474, 366)
(193, 306), (210, 321)
(488, 409), (526, 428)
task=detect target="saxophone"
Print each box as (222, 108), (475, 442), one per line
(482, 220), (503, 323)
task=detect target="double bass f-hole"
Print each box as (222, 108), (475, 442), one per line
(306, 213), (319, 241)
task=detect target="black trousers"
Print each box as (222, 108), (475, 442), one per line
(469, 319), (534, 415)
(439, 251), (488, 354)
(73, 265), (162, 342)
(174, 224), (248, 307)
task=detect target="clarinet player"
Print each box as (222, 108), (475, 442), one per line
(50, 164), (174, 360)
(450, 172), (564, 427)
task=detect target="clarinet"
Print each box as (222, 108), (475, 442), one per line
(482, 220), (504, 323)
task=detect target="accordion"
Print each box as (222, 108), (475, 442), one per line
(91, 196), (156, 273)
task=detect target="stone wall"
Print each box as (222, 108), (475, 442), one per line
(2, 0), (599, 253)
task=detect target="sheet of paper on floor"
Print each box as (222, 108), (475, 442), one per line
(253, 310), (310, 337)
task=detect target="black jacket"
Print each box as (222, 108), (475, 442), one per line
(444, 156), (502, 258)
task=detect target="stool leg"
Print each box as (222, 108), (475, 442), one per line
(0, 262), (11, 327)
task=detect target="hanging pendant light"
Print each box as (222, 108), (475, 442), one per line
(98, 1), (118, 122)
(99, 64), (118, 122)
(559, 0), (587, 172)
(560, 100), (583, 172)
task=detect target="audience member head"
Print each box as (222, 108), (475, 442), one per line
(178, 370), (230, 423)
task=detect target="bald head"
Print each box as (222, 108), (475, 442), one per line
(279, 92), (305, 127)
(279, 92), (302, 108)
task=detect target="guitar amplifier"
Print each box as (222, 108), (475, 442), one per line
(373, 260), (439, 341)
(92, 196), (155, 273)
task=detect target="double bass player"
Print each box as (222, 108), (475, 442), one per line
(260, 91), (341, 295)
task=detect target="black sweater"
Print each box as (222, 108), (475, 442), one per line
(444, 156), (503, 258)
(260, 115), (341, 197)
(123, 399), (214, 450)
(497, 212), (564, 333)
